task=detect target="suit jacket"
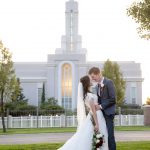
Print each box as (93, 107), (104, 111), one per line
(97, 77), (116, 115)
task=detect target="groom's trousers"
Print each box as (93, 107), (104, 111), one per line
(104, 114), (116, 150)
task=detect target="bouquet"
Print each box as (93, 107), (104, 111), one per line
(90, 112), (104, 150)
(92, 131), (104, 150)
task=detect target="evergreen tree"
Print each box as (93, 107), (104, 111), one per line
(102, 59), (126, 106)
(11, 78), (27, 102)
(41, 83), (46, 103)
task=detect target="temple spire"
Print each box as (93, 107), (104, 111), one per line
(55, 0), (87, 54)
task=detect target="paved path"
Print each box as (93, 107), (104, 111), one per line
(0, 131), (150, 145)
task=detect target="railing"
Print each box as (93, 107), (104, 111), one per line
(0, 114), (144, 128)
(114, 114), (144, 126)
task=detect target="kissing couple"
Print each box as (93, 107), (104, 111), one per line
(58, 67), (116, 150)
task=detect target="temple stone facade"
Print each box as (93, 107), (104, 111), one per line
(14, 0), (143, 110)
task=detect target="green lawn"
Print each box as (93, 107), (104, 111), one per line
(0, 143), (62, 150)
(0, 142), (150, 150)
(117, 141), (150, 150)
(0, 127), (76, 135)
(115, 126), (150, 131)
(0, 126), (150, 135)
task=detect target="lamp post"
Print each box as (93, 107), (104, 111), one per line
(36, 97), (39, 128)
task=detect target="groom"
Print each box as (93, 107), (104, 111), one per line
(89, 67), (116, 150)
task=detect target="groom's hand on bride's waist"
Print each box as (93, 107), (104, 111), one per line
(95, 104), (103, 111)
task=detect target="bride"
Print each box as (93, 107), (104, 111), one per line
(58, 75), (108, 150)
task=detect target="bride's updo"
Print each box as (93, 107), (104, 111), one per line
(80, 75), (91, 100)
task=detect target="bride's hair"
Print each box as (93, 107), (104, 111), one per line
(80, 75), (91, 100)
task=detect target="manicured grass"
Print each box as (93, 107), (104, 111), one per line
(115, 126), (150, 131)
(117, 141), (150, 150)
(0, 127), (76, 135)
(0, 142), (150, 150)
(0, 126), (150, 135)
(0, 143), (63, 150)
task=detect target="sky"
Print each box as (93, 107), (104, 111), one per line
(0, 0), (150, 104)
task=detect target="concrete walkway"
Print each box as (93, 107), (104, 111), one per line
(0, 131), (150, 145)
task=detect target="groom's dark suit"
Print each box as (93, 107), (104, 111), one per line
(97, 77), (116, 150)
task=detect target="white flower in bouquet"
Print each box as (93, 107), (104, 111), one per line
(97, 148), (100, 150)
(96, 133), (103, 138)
(96, 139), (100, 143)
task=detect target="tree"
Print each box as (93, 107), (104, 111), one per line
(11, 78), (28, 102)
(41, 83), (46, 103)
(102, 59), (126, 106)
(146, 97), (150, 105)
(0, 40), (16, 132)
(40, 97), (64, 115)
(4, 77), (36, 116)
(47, 97), (58, 105)
(127, 0), (150, 40)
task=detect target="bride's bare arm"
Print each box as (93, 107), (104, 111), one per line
(89, 101), (99, 132)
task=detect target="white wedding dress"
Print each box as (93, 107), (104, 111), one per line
(58, 92), (108, 150)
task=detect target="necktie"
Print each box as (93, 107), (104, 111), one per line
(98, 83), (101, 96)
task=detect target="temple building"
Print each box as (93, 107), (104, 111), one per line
(14, 0), (143, 110)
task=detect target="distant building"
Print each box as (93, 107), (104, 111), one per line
(14, 0), (143, 110)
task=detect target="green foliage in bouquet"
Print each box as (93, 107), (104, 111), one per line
(92, 131), (104, 150)
(90, 112), (104, 150)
